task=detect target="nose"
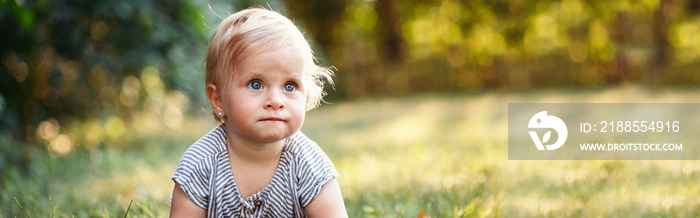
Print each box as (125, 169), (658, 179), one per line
(265, 90), (285, 110)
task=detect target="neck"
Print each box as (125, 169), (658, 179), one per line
(225, 130), (284, 167)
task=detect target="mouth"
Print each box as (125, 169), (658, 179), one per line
(259, 117), (285, 122)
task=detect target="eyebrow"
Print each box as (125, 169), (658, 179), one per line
(243, 72), (265, 80)
(240, 72), (304, 82)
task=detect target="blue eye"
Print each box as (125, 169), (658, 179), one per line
(284, 83), (296, 92)
(248, 81), (262, 90)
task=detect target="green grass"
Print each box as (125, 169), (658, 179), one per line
(3, 85), (700, 217)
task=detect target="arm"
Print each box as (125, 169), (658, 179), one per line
(170, 183), (206, 218)
(304, 178), (348, 218)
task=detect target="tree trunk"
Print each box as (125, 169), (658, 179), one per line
(375, 0), (404, 64)
(652, 0), (674, 68)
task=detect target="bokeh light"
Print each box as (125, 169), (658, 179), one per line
(105, 116), (125, 139)
(49, 134), (72, 155)
(120, 75), (141, 107)
(37, 118), (59, 141)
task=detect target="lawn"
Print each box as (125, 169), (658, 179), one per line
(3, 85), (700, 217)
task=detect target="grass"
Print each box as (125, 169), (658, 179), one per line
(14, 197), (30, 217)
(3, 85), (700, 217)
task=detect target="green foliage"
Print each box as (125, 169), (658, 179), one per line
(0, 0), (214, 181)
(1, 0), (206, 131)
(291, 0), (700, 98)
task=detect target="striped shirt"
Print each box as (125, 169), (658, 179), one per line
(172, 125), (339, 217)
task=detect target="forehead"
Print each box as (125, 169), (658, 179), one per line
(235, 46), (305, 76)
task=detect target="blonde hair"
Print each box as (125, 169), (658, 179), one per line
(206, 8), (333, 123)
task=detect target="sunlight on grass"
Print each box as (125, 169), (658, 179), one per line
(302, 85), (700, 217)
(4, 85), (700, 217)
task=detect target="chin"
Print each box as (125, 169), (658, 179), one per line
(256, 132), (293, 143)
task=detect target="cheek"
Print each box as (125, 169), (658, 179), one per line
(224, 92), (256, 115)
(291, 107), (306, 131)
(288, 95), (307, 122)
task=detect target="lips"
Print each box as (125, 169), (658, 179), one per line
(260, 117), (285, 122)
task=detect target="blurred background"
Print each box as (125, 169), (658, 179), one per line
(2, 0), (700, 216)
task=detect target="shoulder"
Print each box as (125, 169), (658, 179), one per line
(175, 125), (228, 173)
(284, 131), (339, 207)
(285, 132), (337, 177)
(171, 125), (228, 208)
(182, 125), (227, 157)
(284, 131), (332, 165)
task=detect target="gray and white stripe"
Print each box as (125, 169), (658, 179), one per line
(172, 125), (338, 217)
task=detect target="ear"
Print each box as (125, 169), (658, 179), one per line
(206, 84), (225, 116)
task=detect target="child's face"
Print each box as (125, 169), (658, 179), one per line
(219, 46), (306, 144)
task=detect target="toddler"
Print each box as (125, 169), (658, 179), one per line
(170, 7), (347, 217)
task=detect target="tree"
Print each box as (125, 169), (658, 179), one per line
(0, 0), (207, 173)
